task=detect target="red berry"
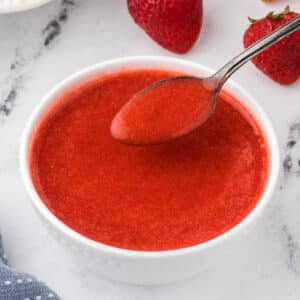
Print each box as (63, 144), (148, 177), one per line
(127, 0), (203, 54)
(243, 6), (300, 85)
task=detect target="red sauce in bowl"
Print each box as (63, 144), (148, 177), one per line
(29, 69), (269, 251)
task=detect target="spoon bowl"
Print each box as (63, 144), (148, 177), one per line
(111, 76), (216, 145)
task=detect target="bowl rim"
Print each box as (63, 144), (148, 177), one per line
(19, 56), (280, 259)
(0, 0), (53, 14)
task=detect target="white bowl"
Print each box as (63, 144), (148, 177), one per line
(20, 56), (280, 285)
(0, 0), (53, 14)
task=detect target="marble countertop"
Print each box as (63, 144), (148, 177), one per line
(1, 0), (300, 299)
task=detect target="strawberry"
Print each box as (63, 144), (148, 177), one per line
(243, 6), (300, 85)
(127, 0), (203, 54)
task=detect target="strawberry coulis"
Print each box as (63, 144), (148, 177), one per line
(29, 69), (269, 251)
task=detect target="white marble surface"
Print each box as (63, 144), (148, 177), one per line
(0, 0), (300, 299)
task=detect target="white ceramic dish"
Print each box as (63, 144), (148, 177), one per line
(0, 0), (52, 13)
(20, 56), (280, 285)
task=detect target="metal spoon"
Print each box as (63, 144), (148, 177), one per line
(111, 16), (300, 145)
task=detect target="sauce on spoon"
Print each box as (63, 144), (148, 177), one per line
(111, 77), (214, 145)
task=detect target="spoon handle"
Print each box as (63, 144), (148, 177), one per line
(214, 15), (300, 86)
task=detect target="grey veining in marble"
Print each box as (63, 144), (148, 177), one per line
(0, 0), (300, 299)
(0, 0), (76, 122)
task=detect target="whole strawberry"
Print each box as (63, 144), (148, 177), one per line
(243, 6), (300, 85)
(127, 0), (203, 54)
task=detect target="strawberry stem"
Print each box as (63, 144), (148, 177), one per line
(248, 16), (258, 24)
(267, 5), (290, 20)
(248, 5), (291, 24)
